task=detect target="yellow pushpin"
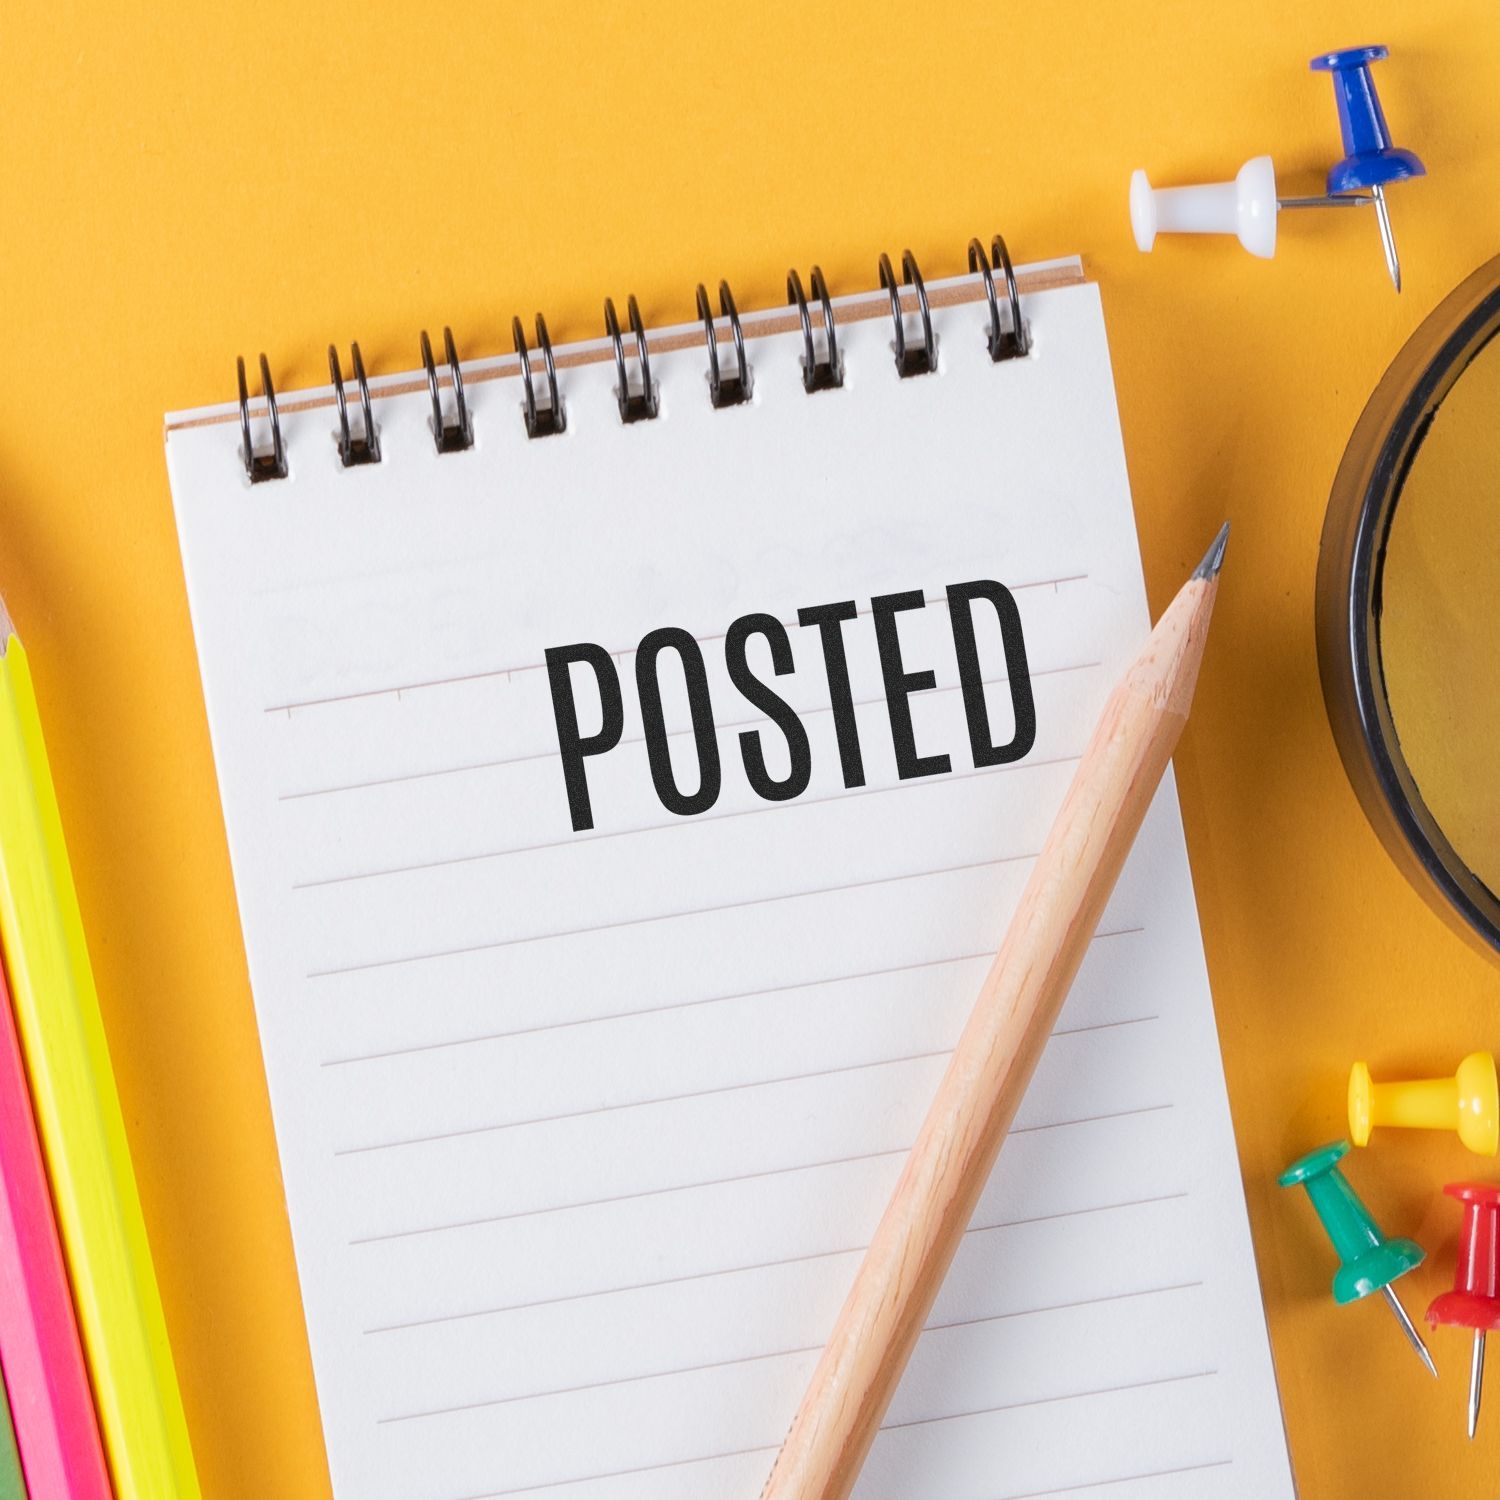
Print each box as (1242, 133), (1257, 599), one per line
(1349, 1052), (1499, 1156)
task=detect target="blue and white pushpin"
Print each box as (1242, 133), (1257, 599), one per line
(1131, 44), (1421, 292)
(1311, 45), (1425, 292)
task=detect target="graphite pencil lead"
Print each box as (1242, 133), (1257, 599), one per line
(1193, 522), (1231, 581)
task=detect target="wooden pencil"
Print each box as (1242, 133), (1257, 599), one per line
(759, 525), (1229, 1500)
(0, 594), (201, 1499)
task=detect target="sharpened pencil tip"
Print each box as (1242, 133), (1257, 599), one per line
(1193, 523), (1230, 580)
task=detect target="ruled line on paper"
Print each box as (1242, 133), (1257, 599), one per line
(1052, 1011), (1157, 1038)
(349, 1016), (1162, 1245)
(883, 1368), (1219, 1432)
(377, 1280), (1205, 1424)
(362, 1185), (1189, 1335)
(444, 1438), (775, 1500)
(334, 1031), (1168, 1159)
(277, 662), (1101, 803)
(1010, 1104), (1173, 1136)
(261, 574), (1091, 716)
(307, 851), (1041, 980)
(987, 1458), (1234, 1500)
(318, 930), (1146, 1069)
(334, 1046), (952, 1157)
(350, 1145), (913, 1245)
(348, 1020), (1158, 1242)
(322, 947), (997, 1066)
(290, 744), (1090, 891)
(438, 1368), (1217, 1500)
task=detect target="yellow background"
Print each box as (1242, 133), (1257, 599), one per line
(3, 2), (1499, 1494)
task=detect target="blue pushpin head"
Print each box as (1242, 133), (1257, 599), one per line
(1311, 45), (1426, 193)
(1310, 45), (1424, 291)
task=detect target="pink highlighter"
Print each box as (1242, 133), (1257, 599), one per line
(0, 957), (112, 1498)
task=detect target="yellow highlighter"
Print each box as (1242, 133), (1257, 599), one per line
(0, 595), (201, 1499)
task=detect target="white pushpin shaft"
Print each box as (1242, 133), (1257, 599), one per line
(1131, 155), (1278, 258)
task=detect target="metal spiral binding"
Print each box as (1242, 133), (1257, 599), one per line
(787, 266), (842, 392)
(696, 281), (752, 408)
(420, 327), (474, 452)
(236, 354), (287, 482)
(513, 314), (565, 438)
(604, 294), (658, 423)
(232, 231), (1033, 479)
(968, 235), (1029, 361)
(878, 249), (936, 377)
(328, 343), (381, 465)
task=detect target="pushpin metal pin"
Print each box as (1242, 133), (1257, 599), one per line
(1349, 1051), (1499, 1156)
(1380, 1282), (1440, 1378)
(1310, 45), (1426, 291)
(1427, 1184), (1500, 1438)
(1130, 156), (1373, 260)
(1278, 1140), (1436, 1376)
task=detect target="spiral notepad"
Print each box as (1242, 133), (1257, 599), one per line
(164, 244), (1294, 1500)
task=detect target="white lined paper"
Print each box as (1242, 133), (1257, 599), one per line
(166, 268), (1293, 1499)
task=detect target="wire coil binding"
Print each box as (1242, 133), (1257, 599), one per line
(329, 343), (381, 466)
(604, 294), (658, 423)
(237, 354), (287, 482)
(878, 249), (936, 378)
(232, 232), (1032, 479)
(421, 327), (474, 453)
(514, 314), (566, 438)
(968, 236), (1029, 361)
(697, 280), (752, 408)
(787, 266), (842, 393)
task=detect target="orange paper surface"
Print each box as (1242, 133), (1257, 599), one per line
(2, 3), (1499, 1496)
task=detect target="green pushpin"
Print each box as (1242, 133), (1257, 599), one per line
(1279, 1140), (1437, 1376)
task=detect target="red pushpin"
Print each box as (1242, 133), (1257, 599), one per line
(1427, 1183), (1500, 1438)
